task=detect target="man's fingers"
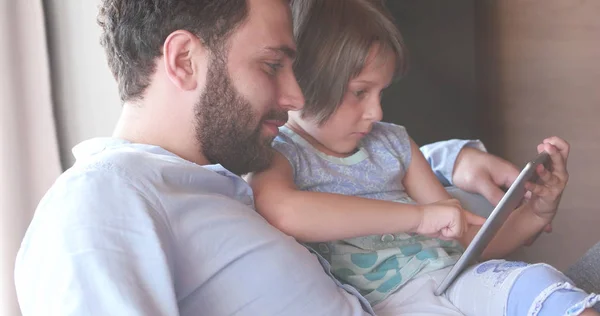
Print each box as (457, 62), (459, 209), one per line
(488, 155), (519, 189)
(497, 159), (520, 188)
(478, 176), (506, 206)
(465, 210), (486, 226)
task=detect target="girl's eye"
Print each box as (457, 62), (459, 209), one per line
(354, 90), (366, 98)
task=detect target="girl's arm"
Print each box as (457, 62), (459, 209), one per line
(247, 151), (425, 242)
(403, 138), (455, 204)
(400, 138), (540, 257)
(464, 138), (570, 260)
(402, 138), (487, 241)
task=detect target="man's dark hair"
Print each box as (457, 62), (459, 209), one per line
(97, 0), (248, 102)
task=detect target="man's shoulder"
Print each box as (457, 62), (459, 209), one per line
(62, 143), (217, 194)
(54, 148), (154, 199)
(38, 152), (160, 224)
(47, 144), (253, 219)
(68, 142), (171, 179)
(34, 145), (189, 231)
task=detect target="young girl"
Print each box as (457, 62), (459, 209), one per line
(249, 0), (599, 315)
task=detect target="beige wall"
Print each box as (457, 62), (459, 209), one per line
(475, 0), (600, 270)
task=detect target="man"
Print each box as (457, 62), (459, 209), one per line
(14, 0), (543, 315)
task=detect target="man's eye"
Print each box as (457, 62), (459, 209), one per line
(266, 62), (283, 74)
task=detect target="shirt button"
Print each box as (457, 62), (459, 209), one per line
(381, 234), (395, 242)
(318, 243), (330, 253)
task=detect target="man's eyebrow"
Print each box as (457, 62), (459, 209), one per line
(266, 45), (296, 59)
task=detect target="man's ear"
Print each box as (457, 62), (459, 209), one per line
(162, 30), (207, 91)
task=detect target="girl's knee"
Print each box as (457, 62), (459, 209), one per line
(508, 263), (599, 316)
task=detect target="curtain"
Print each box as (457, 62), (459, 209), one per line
(0, 0), (62, 315)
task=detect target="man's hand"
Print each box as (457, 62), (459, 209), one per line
(452, 147), (519, 205)
(452, 146), (552, 245)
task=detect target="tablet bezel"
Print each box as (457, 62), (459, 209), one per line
(434, 151), (551, 296)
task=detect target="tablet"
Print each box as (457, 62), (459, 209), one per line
(434, 151), (551, 296)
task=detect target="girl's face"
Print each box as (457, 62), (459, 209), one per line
(287, 45), (396, 157)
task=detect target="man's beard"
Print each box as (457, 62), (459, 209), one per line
(195, 54), (287, 175)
